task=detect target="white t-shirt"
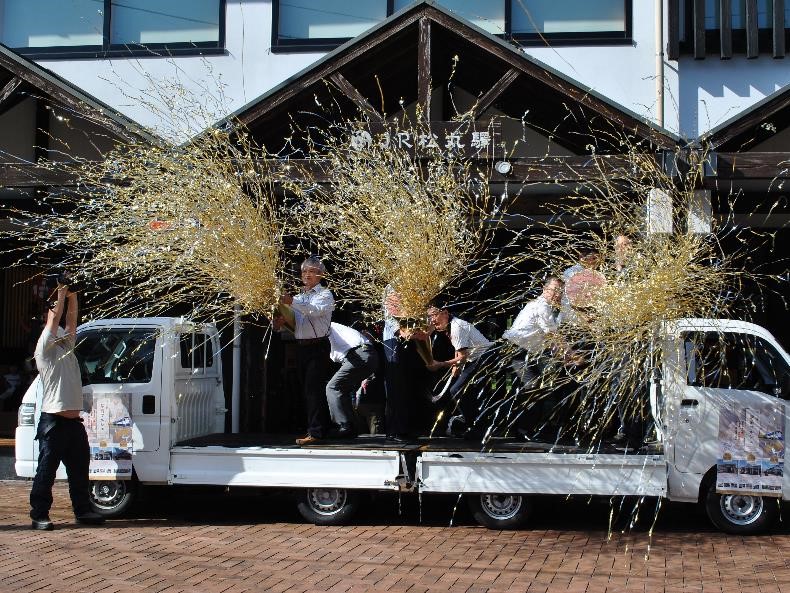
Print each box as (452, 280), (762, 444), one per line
(502, 296), (558, 355)
(34, 327), (83, 413)
(328, 323), (371, 364)
(448, 317), (491, 362)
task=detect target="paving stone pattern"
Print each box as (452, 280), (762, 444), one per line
(1, 480), (790, 592)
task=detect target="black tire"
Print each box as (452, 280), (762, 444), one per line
(296, 488), (361, 526)
(89, 477), (138, 518)
(704, 482), (777, 535)
(467, 493), (532, 529)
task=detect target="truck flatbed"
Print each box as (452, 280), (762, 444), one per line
(175, 433), (662, 455)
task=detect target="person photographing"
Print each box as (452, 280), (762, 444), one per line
(29, 276), (104, 530)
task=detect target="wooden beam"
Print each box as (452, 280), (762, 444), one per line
(0, 163), (78, 187)
(472, 69), (519, 119)
(745, 0), (759, 58)
(667, 0), (680, 60)
(270, 155), (646, 184)
(720, 0), (733, 59)
(773, 0), (786, 58)
(693, 0), (706, 59)
(0, 77), (21, 108)
(712, 152), (790, 179)
(328, 72), (384, 123)
(417, 16), (431, 119)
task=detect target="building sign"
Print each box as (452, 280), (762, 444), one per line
(348, 121), (502, 158)
(84, 393), (133, 480)
(717, 405), (784, 497)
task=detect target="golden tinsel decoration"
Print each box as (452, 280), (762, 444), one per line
(285, 119), (496, 320)
(2, 71), (286, 322)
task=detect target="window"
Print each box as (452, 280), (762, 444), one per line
(75, 329), (158, 384)
(394, 0), (505, 34)
(0, 0), (225, 59)
(684, 331), (790, 398)
(511, 0), (630, 43)
(278, 1), (387, 43)
(677, 0), (790, 56)
(703, 0), (773, 30)
(271, 0), (632, 52)
(179, 332), (215, 371)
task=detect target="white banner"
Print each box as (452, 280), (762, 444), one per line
(84, 393), (133, 480)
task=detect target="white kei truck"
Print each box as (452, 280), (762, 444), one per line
(15, 316), (790, 534)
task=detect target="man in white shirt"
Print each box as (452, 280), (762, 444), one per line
(326, 322), (379, 438)
(279, 257), (335, 446)
(30, 281), (105, 530)
(424, 301), (492, 438)
(503, 276), (578, 440)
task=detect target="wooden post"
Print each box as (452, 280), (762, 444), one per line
(418, 16), (431, 119)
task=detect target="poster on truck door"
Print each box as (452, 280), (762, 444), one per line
(717, 405), (784, 497)
(83, 392), (133, 480)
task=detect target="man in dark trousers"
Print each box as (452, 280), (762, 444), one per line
(279, 256), (335, 446)
(30, 281), (104, 530)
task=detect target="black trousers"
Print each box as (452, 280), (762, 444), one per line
(30, 413), (92, 520)
(297, 338), (331, 438)
(383, 337), (409, 436)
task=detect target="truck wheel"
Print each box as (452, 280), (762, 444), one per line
(296, 488), (360, 526)
(467, 494), (532, 529)
(89, 478), (138, 518)
(704, 483), (777, 535)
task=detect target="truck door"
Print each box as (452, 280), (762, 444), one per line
(76, 327), (162, 452)
(172, 329), (224, 444)
(673, 330), (790, 477)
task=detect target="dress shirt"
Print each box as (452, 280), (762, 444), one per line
(382, 284), (400, 341)
(448, 317), (491, 362)
(328, 322), (371, 363)
(291, 283), (334, 340)
(502, 295), (558, 355)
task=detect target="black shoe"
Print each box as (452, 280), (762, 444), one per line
(328, 425), (357, 439)
(31, 517), (54, 531)
(75, 511), (105, 525)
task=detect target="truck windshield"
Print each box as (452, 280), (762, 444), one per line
(75, 329), (158, 385)
(684, 331), (790, 397)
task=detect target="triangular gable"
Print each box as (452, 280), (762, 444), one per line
(0, 43), (158, 146)
(226, 0), (677, 154)
(702, 84), (790, 152)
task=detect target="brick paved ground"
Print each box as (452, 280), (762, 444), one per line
(1, 480), (790, 593)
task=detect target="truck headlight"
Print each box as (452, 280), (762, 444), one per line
(18, 403), (35, 426)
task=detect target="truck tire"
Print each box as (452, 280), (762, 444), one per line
(704, 482), (777, 535)
(467, 494), (532, 529)
(296, 488), (360, 526)
(89, 477), (138, 518)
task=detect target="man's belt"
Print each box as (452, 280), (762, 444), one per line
(297, 336), (329, 346)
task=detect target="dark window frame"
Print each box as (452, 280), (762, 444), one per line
(8, 0), (227, 60)
(270, 0), (633, 53)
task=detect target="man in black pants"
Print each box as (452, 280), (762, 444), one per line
(279, 256), (335, 446)
(30, 282), (104, 530)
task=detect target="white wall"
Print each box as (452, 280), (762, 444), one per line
(676, 56), (790, 139)
(32, 0), (790, 144)
(523, 0), (671, 133)
(37, 0), (323, 140)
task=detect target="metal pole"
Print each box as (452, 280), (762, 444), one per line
(232, 304), (242, 433)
